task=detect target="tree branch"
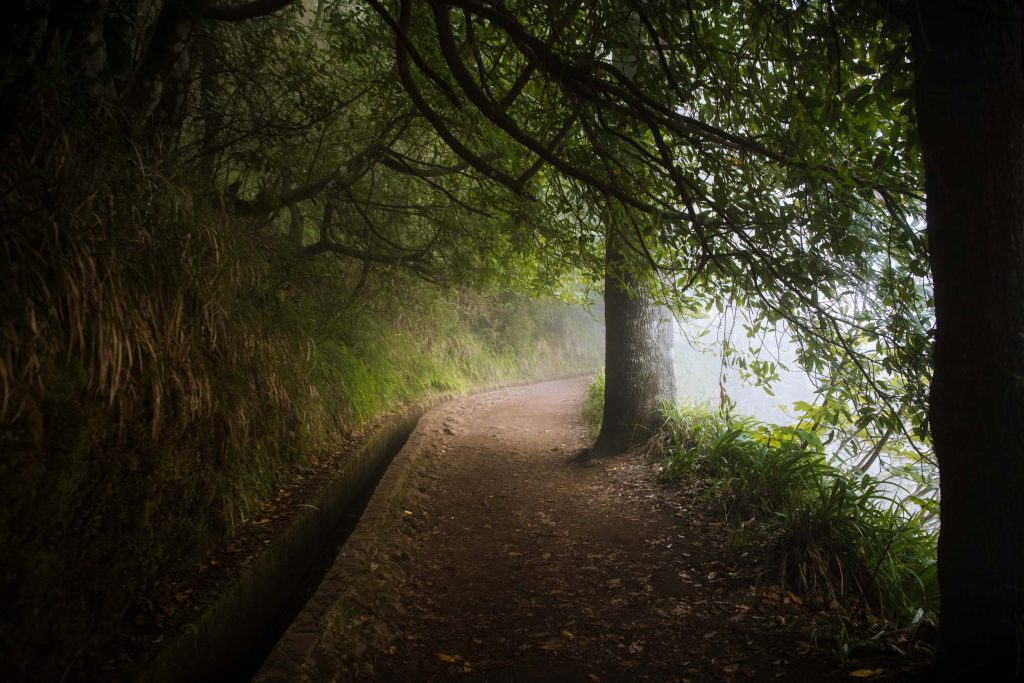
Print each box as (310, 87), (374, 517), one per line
(204, 0), (296, 22)
(431, 0), (923, 201)
(378, 149), (499, 177)
(372, 0), (524, 192)
(302, 240), (421, 266)
(232, 145), (382, 216)
(429, 2), (661, 210)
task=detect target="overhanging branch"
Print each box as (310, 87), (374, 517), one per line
(232, 145), (381, 216)
(205, 0), (296, 22)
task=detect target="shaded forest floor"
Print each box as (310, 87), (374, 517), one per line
(339, 377), (931, 682)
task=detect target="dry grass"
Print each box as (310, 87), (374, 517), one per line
(0, 130), (603, 680)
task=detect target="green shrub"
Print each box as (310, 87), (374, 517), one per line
(582, 369), (605, 435)
(659, 405), (938, 628)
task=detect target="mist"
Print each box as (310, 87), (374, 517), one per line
(672, 310), (815, 426)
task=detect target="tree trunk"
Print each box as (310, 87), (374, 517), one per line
(197, 30), (225, 181)
(589, 2), (674, 457)
(911, 3), (1024, 679)
(104, 0), (143, 91)
(124, 0), (206, 131)
(592, 221), (675, 456)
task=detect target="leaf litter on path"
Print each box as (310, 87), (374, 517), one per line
(328, 378), (932, 682)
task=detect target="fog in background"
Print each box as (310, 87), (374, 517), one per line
(671, 310), (938, 508)
(673, 310), (816, 426)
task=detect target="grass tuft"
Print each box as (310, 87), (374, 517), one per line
(658, 404), (938, 629)
(582, 368), (605, 436)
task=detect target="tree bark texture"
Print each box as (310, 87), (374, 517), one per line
(592, 222), (675, 456)
(590, 4), (674, 457)
(912, 3), (1024, 679)
(124, 0), (207, 129)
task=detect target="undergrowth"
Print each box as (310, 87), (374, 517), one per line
(582, 368), (605, 436)
(580, 376), (937, 634)
(0, 134), (602, 680)
(659, 403), (938, 631)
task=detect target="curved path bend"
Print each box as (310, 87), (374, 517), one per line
(259, 377), (855, 682)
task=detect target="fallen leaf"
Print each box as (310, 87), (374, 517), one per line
(849, 668), (886, 678)
(539, 637), (562, 651)
(786, 591), (803, 605)
(436, 652), (459, 663)
(724, 663), (740, 673)
(561, 629), (575, 640)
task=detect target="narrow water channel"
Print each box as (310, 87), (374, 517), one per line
(222, 428), (416, 682)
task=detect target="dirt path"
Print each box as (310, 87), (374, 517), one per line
(342, 376), (845, 683)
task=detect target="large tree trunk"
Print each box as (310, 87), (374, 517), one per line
(592, 222), (675, 456)
(589, 3), (674, 457)
(911, 3), (1024, 679)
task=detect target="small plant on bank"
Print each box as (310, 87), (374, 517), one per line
(582, 369), (605, 436)
(659, 404), (938, 631)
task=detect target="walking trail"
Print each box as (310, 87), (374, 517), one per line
(261, 376), (893, 682)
